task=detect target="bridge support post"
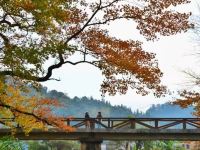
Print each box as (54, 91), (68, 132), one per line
(80, 139), (103, 150)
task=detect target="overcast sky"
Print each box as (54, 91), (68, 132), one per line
(42, 0), (200, 112)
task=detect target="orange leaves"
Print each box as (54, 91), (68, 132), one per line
(0, 81), (74, 135)
(146, 0), (190, 9)
(80, 28), (166, 97)
(122, 5), (143, 20)
(137, 11), (192, 40)
(20, 0), (36, 11)
(35, 99), (61, 107)
(68, 0), (191, 97)
(174, 90), (200, 116)
(66, 8), (88, 24)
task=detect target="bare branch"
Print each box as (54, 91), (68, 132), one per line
(64, 60), (99, 66)
(183, 71), (200, 80)
(49, 78), (61, 81)
(83, 48), (86, 61)
(73, 48), (90, 55)
(182, 70), (200, 85)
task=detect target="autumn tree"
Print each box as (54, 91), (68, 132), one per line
(0, 0), (192, 132)
(0, 78), (74, 134)
(173, 5), (200, 116)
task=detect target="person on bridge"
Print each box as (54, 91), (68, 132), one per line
(85, 112), (90, 129)
(96, 112), (102, 128)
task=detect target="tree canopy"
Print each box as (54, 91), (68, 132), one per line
(0, 0), (192, 133)
(0, 0), (192, 96)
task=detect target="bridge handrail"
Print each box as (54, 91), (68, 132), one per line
(1, 118), (200, 129)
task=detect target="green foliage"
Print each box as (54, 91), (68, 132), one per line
(0, 0), (71, 79)
(27, 140), (80, 150)
(107, 140), (186, 150)
(148, 141), (185, 150)
(0, 136), (25, 150)
(28, 141), (48, 150)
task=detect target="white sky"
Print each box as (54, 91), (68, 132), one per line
(42, 0), (200, 112)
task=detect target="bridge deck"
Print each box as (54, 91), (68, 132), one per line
(1, 128), (200, 141)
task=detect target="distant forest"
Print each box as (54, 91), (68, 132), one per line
(38, 86), (194, 118)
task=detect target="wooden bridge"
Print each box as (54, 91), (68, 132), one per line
(1, 117), (200, 140)
(1, 118), (200, 150)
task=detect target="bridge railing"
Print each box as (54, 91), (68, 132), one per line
(1, 118), (200, 130)
(63, 118), (200, 130)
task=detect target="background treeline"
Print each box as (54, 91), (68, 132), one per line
(39, 86), (194, 118)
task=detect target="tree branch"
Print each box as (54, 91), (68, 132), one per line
(0, 102), (51, 126)
(65, 0), (102, 44)
(0, 13), (33, 30)
(73, 48), (90, 55)
(65, 0), (123, 44)
(64, 60), (99, 66)
(87, 16), (125, 26)
(0, 70), (14, 76)
(0, 33), (9, 45)
(36, 53), (64, 82)
(0, 57), (99, 82)
(0, 19), (21, 28)
(100, 0), (120, 9)
(0, 120), (6, 126)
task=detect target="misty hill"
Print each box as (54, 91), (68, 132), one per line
(39, 86), (194, 118)
(145, 103), (194, 118)
(41, 87), (136, 117)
